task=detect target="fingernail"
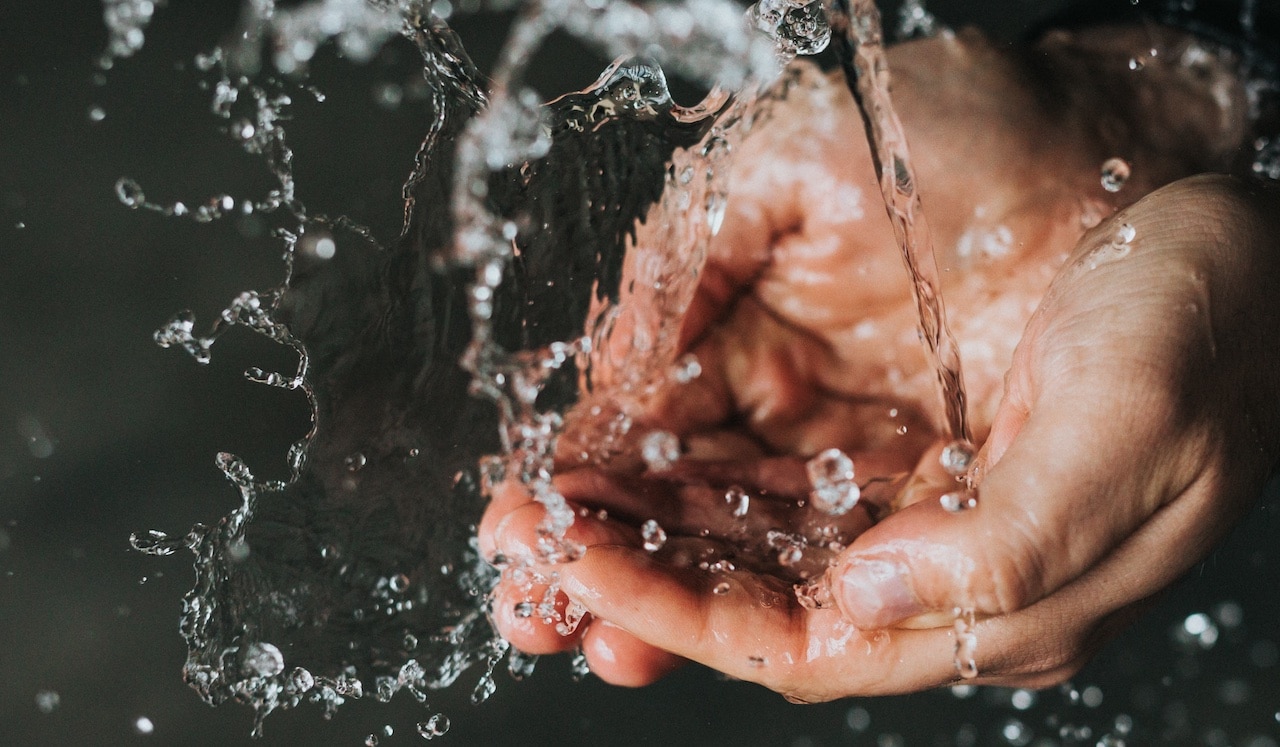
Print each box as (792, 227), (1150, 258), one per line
(838, 558), (924, 629)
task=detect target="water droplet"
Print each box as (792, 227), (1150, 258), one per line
(134, 716), (155, 735)
(1100, 158), (1131, 193)
(725, 486), (750, 518)
(35, 690), (60, 714)
(641, 520), (667, 552)
(1128, 57), (1144, 70)
(712, 581), (731, 595)
(806, 448), (860, 515)
(641, 431), (680, 472)
(939, 441), (975, 478)
(672, 353), (702, 384)
(940, 490), (978, 513)
(88, 105), (106, 122)
(794, 579), (835, 609)
(345, 453), (367, 472)
(417, 714), (449, 739)
(313, 236), (336, 259)
(1000, 718), (1029, 746)
(953, 607), (979, 679)
(241, 641), (285, 677)
(115, 177), (145, 208)
(365, 735), (379, 747)
(750, 0), (832, 55)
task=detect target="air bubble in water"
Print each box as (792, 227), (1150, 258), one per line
(1100, 158), (1131, 193)
(641, 430), (680, 472)
(417, 714), (449, 740)
(939, 440), (975, 478)
(806, 448), (860, 515)
(940, 490), (978, 513)
(641, 520), (667, 552)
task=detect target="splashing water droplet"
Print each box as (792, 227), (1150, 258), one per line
(115, 177), (145, 208)
(417, 714), (450, 740)
(750, 0), (832, 56)
(806, 448), (860, 515)
(241, 641), (285, 678)
(1100, 158), (1131, 193)
(794, 578), (835, 610)
(641, 431), (681, 472)
(641, 520), (667, 552)
(940, 489), (978, 514)
(671, 353), (702, 384)
(939, 440), (975, 478)
(35, 690), (60, 714)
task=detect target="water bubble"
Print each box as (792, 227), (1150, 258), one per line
(134, 716), (155, 735)
(556, 600), (587, 636)
(88, 105), (106, 122)
(940, 490), (978, 513)
(345, 453), (367, 472)
(313, 236), (336, 259)
(1100, 158), (1131, 193)
(507, 649), (538, 681)
(417, 714), (449, 739)
(365, 736), (379, 747)
(896, 0), (940, 39)
(806, 448), (860, 516)
(939, 440), (975, 478)
(641, 520), (667, 552)
(1211, 600), (1243, 628)
(641, 431), (680, 472)
(35, 690), (60, 714)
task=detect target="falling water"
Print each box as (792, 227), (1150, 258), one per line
(826, 0), (972, 446)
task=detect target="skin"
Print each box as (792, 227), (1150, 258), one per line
(478, 24), (1280, 700)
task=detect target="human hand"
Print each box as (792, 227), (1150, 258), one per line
(479, 29), (1280, 699)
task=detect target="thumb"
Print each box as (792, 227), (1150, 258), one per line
(830, 367), (1183, 630)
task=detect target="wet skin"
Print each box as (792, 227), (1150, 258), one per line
(478, 25), (1280, 699)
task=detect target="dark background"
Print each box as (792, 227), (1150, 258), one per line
(2, 1), (1279, 745)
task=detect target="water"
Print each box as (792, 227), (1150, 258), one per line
(102, 0), (1280, 740)
(113, 0), (791, 734)
(826, 0), (972, 446)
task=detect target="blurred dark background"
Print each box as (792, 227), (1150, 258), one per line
(2, 1), (1279, 744)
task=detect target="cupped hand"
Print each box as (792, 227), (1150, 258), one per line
(478, 27), (1280, 699)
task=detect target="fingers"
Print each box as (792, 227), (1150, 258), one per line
(581, 620), (685, 687)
